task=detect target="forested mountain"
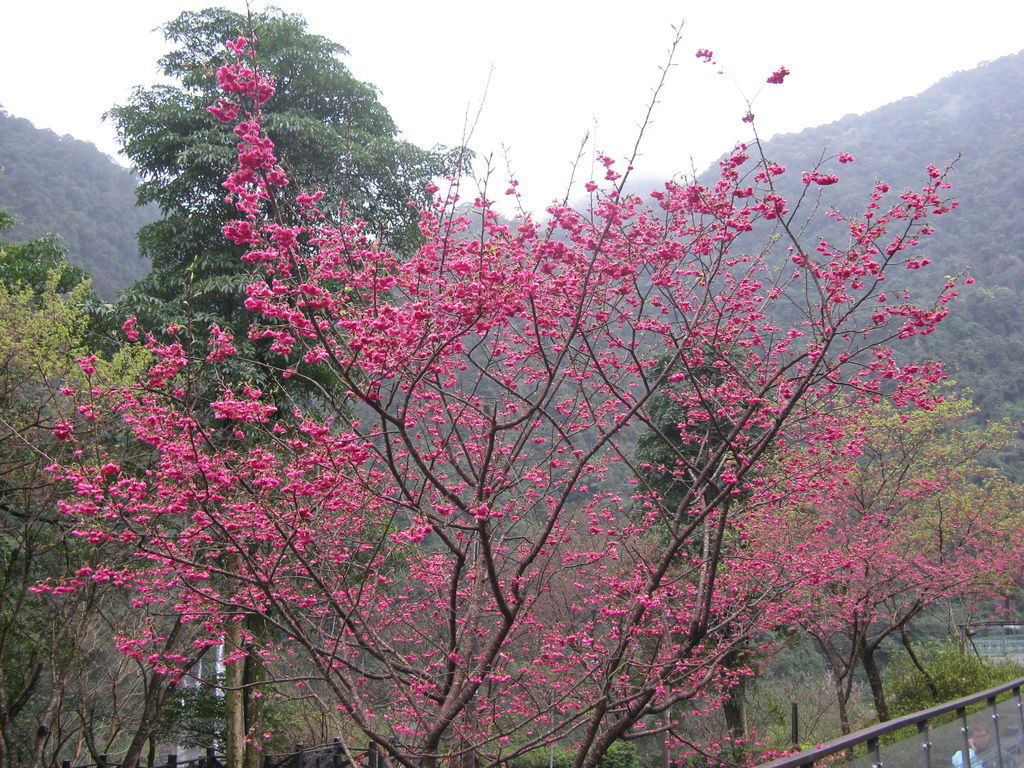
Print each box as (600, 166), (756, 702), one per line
(3, 51), (1024, 409)
(0, 109), (156, 299)
(710, 52), (1024, 423)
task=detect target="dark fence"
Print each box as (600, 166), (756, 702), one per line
(757, 674), (1024, 768)
(61, 741), (381, 768)
(62, 747), (223, 768)
(261, 741), (380, 768)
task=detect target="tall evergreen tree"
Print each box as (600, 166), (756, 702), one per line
(110, 8), (462, 388)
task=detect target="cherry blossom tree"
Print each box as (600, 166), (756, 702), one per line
(52, 38), (964, 768)
(764, 393), (1024, 733)
(0, 274), (211, 768)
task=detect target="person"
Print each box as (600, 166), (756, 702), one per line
(953, 723), (1023, 768)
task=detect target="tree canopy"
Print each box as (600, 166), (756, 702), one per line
(7, 16), (1024, 768)
(0, 209), (89, 297)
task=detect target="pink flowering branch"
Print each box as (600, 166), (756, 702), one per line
(51, 37), (972, 768)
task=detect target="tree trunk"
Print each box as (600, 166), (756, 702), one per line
(241, 619), (267, 768)
(722, 648), (748, 763)
(120, 673), (175, 768)
(225, 619), (246, 768)
(225, 613), (268, 768)
(0, 676), (17, 768)
(861, 645), (891, 723)
(833, 671), (852, 736)
(900, 626), (938, 699)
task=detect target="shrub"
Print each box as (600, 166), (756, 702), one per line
(508, 740), (636, 768)
(887, 642), (1024, 718)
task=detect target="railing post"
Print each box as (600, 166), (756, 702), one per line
(368, 742), (379, 768)
(62, 761), (71, 768)
(867, 736), (883, 768)
(295, 744), (306, 768)
(207, 747), (218, 768)
(1016, 686), (1024, 749)
(918, 720), (932, 768)
(261, 754), (273, 768)
(791, 702), (799, 747)
(959, 707), (972, 768)
(98, 755), (108, 768)
(745, 675), (1024, 768)
(990, 696), (1005, 768)
(167, 753), (178, 768)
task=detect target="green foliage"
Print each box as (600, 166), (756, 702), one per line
(0, 208), (90, 297)
(916, 287), (1024, 431)
(887, 643), (1024, 718)
(635, 352), (745, 519)
(508, 746), (574, 768)
(0, 110), (155, 299)
(157, 682), (226, 749)
(599, 741), (639, 768)
(0, 273), (152, 760)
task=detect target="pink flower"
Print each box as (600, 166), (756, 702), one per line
(53, 420), (74, 441)
(76, 356), (97, 375)
(206, 325), (237, 362)
(801, 171), (840, 186)
(121, 316), (140, 342)
(766, 66), (791, 85)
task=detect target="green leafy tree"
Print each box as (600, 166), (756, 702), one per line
(109, 14), (466, 763)
(109, 7), (462, 388)
(635, 352), (744, 518)
(0, 210), (89, 298)
(633, 350), (762, 757)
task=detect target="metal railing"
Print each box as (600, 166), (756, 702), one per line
(758, 675), (1024, 768)
(965, 623), (1024, 660)
(59, 741), (376, 768)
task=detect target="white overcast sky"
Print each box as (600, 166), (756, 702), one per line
(2, 1), (1023, 214)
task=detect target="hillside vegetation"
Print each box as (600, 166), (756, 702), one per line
(0, 109), (156, 299)
(750, 52), (1024, 422)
